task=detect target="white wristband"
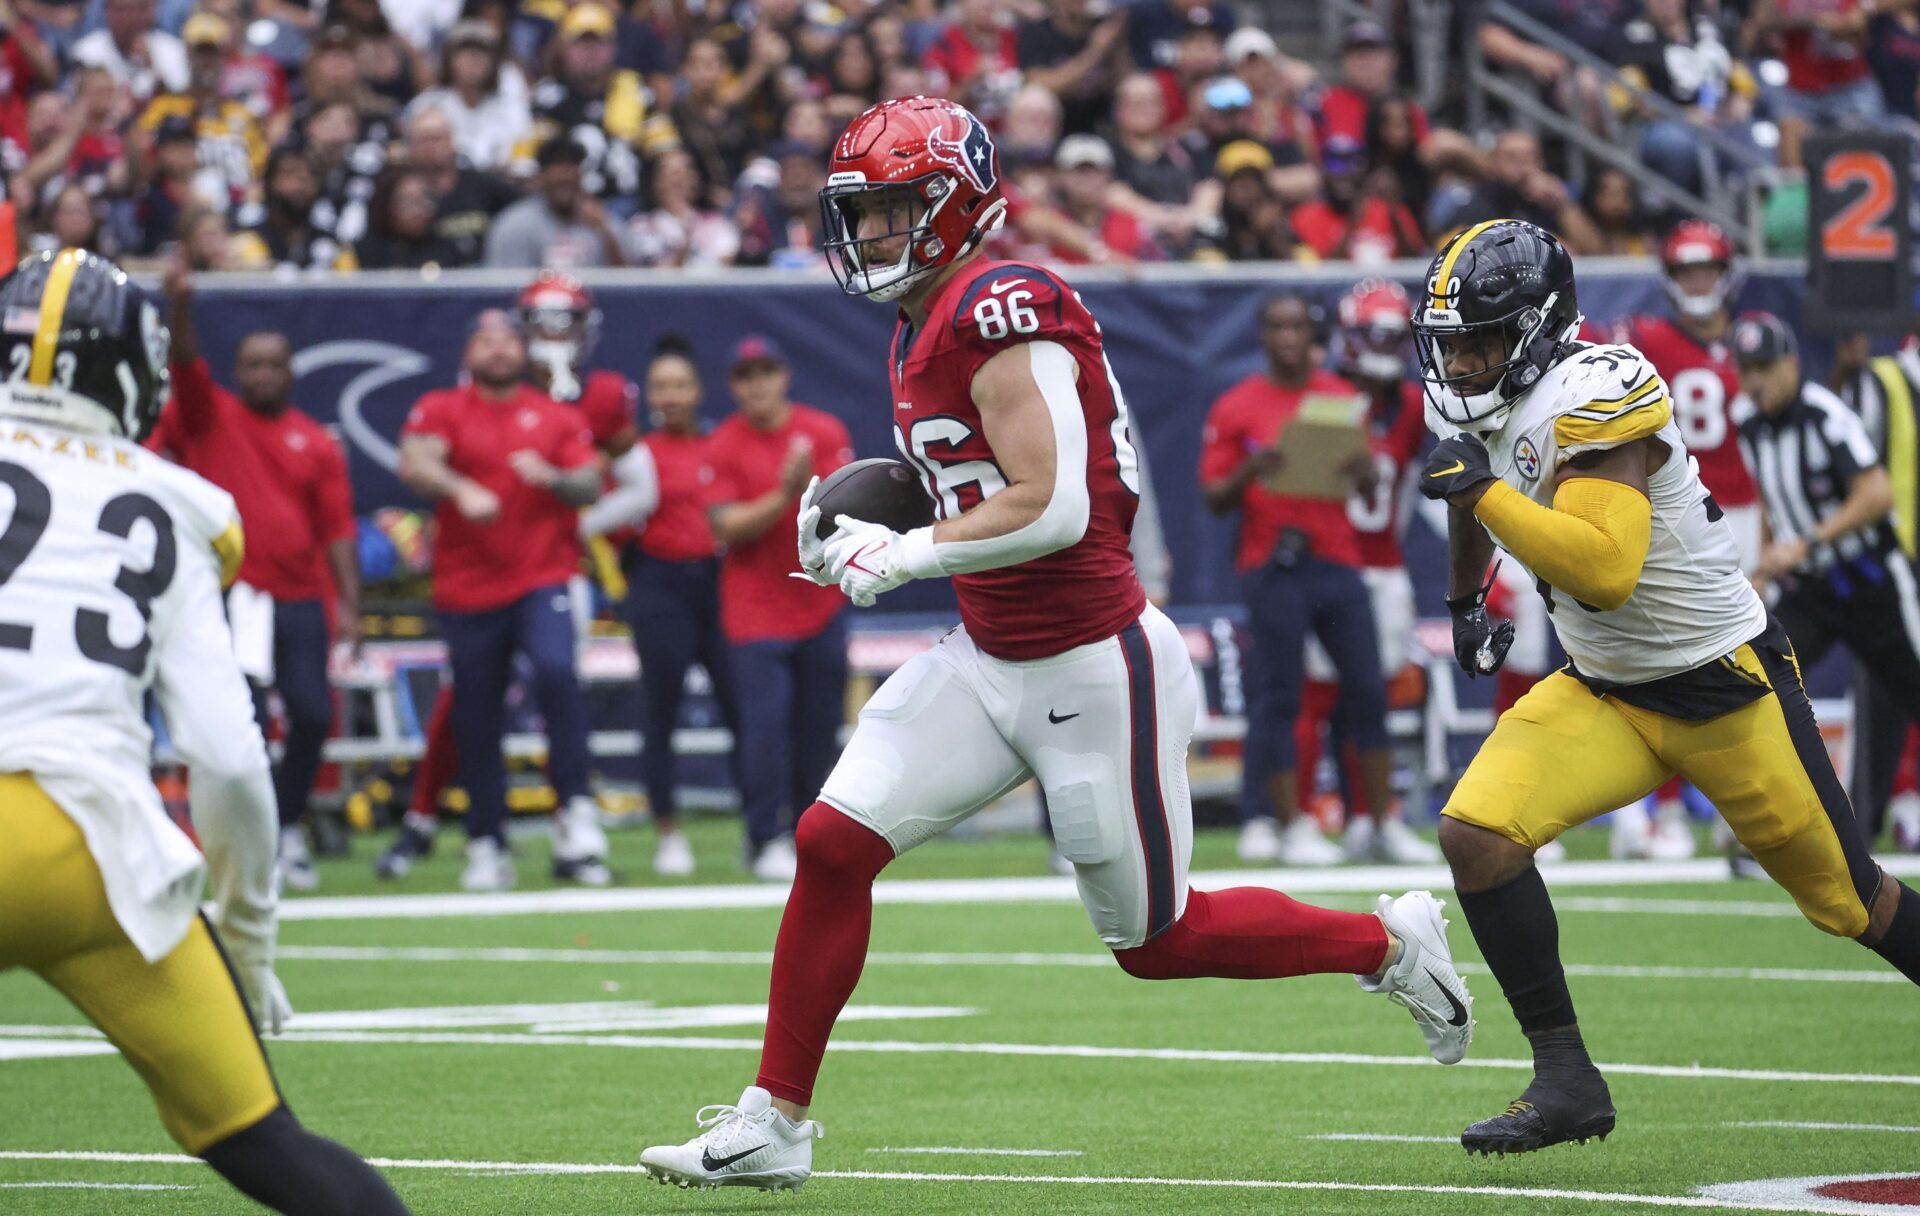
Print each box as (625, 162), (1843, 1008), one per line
(898, 525), (943, 579)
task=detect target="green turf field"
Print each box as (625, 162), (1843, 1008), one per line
(3, 820), (1917, 1215)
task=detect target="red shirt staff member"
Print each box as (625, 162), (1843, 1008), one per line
(1200, 293), (1391, 870)
(706, 335), (852, 881)
(149, 261), (359, 895)
(397, 310), (607, 893)
(576, 338), (741, 879)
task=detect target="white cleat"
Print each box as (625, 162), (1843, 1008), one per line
(752, 837), (798, 883)
(1646, 799), (1697, 861)
(652, 831), (695, 878)
(1894, 792), (1920, 853)
(1357, 890), (1474, 1065)
(277, 826), (318, 893)
(1375, 816), (1442, 865)
(640, 1086), (822, 1191)
(460, 836), (517, 892)
(1341, 816), (1375, 861)
(1237, 817), (1282, 863)
(553, 796), (612, 886)
(1278, 817), (1343, 867)
(1609, 798), (1653, 860)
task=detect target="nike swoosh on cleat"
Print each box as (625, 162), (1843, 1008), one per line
(1047, 709), (1079, 724)
(1430, 460), (1466, 478)
(1428, 971), (1470, 1027)
(701, 1145), (767, 1171)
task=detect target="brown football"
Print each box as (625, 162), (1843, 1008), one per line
(812, 458), (937, 541)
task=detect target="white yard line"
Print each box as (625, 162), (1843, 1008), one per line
(0, 1149), (1863, 1213)
(280, 857), (1920, 921)
(0, 1181), (194, 1191)
(866, 1147), (1085, 1157)
(1728, 1121), (1920, 1133)
(272, 945), (1903, 985)
(1304, 1134), (1460, 1144)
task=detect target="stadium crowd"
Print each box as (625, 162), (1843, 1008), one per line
(2, 0), (1918, 274)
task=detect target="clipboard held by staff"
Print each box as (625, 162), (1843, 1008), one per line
(1258, 393), (1371, 500)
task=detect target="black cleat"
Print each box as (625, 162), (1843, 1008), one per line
(374, 813), (436, 880)
(1462, 1087), (1616, 1156)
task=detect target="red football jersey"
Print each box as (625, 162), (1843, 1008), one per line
(1349, 381), (1428, 570)
(890, 259), (1146, 661)
(637, 430), (718, 562)
(1200, 368), (1365, 571)
(1614, 314), (1757, 506)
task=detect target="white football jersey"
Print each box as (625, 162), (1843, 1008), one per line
(1431, 343), (1768, 685)
(0, 419), (270, 961)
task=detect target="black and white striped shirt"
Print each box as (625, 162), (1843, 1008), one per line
(1735, 380), (1897, 575)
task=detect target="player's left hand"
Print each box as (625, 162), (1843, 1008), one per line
(1420, 434), (1499, 506)
(794, 475), (836, 586)
(821, 514), (914, 608)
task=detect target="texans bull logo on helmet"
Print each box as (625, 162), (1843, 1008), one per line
(924, 111), (997, 196)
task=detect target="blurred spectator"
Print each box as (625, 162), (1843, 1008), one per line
(485, 135), (624, 269)
(401, 107), (517, 267)
(293, 26), (399, 159)
(177, 199), (237, 269)
(232, 145), (358, 271)
(1317, 22), (1425, 152)
(324, 0), (427, 107)
(711, 0), (806, 150)
(71, 0), (186, 104)
(1184, 76), (1318, 206)
(19, 66), (130, 215)
(521, 2), (676, 202)
(1000, 82), (1064, 168)
(880, 59), (934, 101)
(1106, 70), (1200, 211)
(1046, 134), (1160, 264)
(1585, 165), (1655, 255)
(405, 19), (532, 173)
(1868, 0), (1920, 120)
(1225, 27), (1318, 173)
(1438, 128), (1603, 254)
(1208, 139), (1294, 260)
(615, 0), (676, 87)
(382, 0), (462, 55)
(1746, 0), (1883, 169)
(298, 99), (382, 247)
(1149, 14), (1224, 128)
(673, 36), (758, 197)
(1017, 0), (1131, 135)
(135, 30), (264, 217)
(358, 166), (464, 269)
(821, 24), (880, 102)
(69, 0), (191, 37)
(27, 179), (107, 253)
(920, 0), (1020, 122)
(0, 4), (58, 182)
(1613, 0), (1761, 192)
(777, 96), (833, 156)
(1128, 0), (1235, 71)
(184, 11), (288, 130)
(1366, 96), (1433, 225)
(1288, 137), (1423, 264)
(122, 111), (195, 254)
(731, 138), (825, 270)
(625, 145), (738, 267)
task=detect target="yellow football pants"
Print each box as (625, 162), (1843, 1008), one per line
(0, 773), (281, 1153)
(1444, 642), (1880, 938)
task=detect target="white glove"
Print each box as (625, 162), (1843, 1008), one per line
(794, 476), (835, 587)
(821, 514), (922, 607)
(212, 906), (293, 1035)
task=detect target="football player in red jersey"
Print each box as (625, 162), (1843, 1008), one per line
(1295, 280), (1441, 864)
(639, 97), (1475, 1193)
(1609, 222), (1757, 862)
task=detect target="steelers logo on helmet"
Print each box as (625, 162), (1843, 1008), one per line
(0, 248), (171, 443)
(1413, 219), (1583, 433)
(821, 98), (1010, 303)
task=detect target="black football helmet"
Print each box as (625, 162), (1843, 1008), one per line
(1412, 219), (1581, 430)
(0, 249), (170, 442)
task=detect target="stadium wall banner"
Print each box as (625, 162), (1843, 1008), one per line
(190, 259), (1817, 612)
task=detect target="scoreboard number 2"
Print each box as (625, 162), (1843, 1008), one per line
(1821, 149), (1898, 260)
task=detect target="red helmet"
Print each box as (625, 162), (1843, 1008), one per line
(1333, 278), (1412, 383)
(516, 271), (601, 355)
(1659, 220), (1742, 323)
(821, 97), (1008, 301)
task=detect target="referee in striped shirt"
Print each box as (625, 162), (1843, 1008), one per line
(1733, 312), (1920, 743)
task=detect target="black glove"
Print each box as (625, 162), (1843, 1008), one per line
(1420, 434), (1500, 502)
(1445, 570), (1516, 678)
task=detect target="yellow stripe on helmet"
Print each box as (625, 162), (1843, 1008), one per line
(27, 248), (83, 386)
(1431, 220), (1505, 312)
